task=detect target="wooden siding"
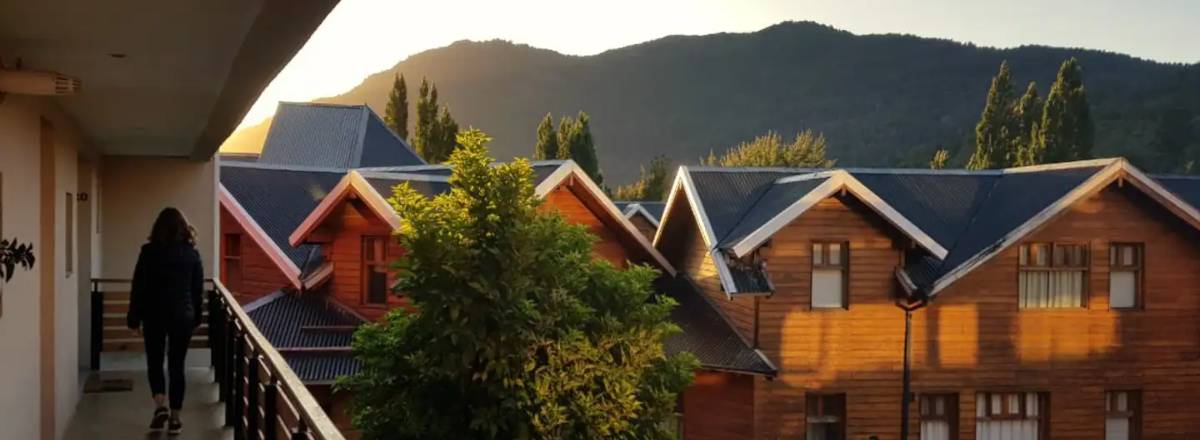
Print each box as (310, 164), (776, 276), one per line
(219, 205), (293, 303)
(542, 184), (631, 268)
(628, 214), (658, 242)
(320, 199), (408, 321)
(663, 183), (1200, 440)
(682, 371), (755, 440)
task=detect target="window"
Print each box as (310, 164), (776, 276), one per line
(222, 233), (243, 291)
(812, 242), (848, 309)
(1019, 243), (1087, 308)
(920, 394), (958, 440)
(362, 236), (390, 305)
(975, 392), (1047, 440)
(806, 393), (846, 440)
(1109, 244), (1142, 309)
(1106, 390), (1140, 440)
(65, 192), (74, 276)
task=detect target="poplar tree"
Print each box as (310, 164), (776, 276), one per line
(967, 61), (1017, 170)
(384, 74), (409, 139)
(533, 113), (559, 160)
(554, 112), (604, 185)
(1036, 58), (1094, 163)
(1010, 82), (1042, 166)
(413, 78), (460, 163)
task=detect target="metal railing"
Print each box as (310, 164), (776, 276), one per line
(90, 278), (345, 440)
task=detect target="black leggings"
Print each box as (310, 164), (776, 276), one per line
(143, 323), (194, 410)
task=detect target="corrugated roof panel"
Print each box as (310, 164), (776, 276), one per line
(717, 177), (830, 249)
(936, 166), (1104, 274)
(284, 352), (363, 383)
(658, 276), (774, 374)
(220, 165), (344, 269)
(851, 172), (999, 250)
(359, 111), (424, 167)
(257, 103), (366, 168)
(688, 169), (801, 241)
(246, 292), (364, 349)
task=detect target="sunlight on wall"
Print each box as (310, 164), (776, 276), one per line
(1016, 311), (1117, 362)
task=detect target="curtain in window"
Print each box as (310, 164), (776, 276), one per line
(1019, 270), (1084, 308)
(920, 420), (950, 440)
(812, 269), (844, 308)
(975, 393), (1040, 440)
(1109, 271), (1137, 308)
(1105, 417), (1129, 440)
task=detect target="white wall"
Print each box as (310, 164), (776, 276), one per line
(99, 157), (218, 280)
(0, 94), (88, 440)
(0, 95), (48, 440)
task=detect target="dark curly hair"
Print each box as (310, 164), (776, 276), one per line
(148, 207), (196, 246)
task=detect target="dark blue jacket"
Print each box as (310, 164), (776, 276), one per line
(126, 242), (205, 329)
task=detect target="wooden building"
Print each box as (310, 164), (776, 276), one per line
(655, 158), (1200, 440)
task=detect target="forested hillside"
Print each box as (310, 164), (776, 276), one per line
(224, 21), (1200, 183)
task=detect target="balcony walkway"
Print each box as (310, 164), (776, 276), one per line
(65, 350), (231, 440)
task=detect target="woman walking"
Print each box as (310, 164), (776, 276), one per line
(125, 207), (205, 435)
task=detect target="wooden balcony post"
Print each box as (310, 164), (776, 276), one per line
(247, 354), (261, 438)
(233, 331), (246, 439)
(263, 379), (279, 440)
(223, 314), (237, 426)
(291, 419), (309, 440)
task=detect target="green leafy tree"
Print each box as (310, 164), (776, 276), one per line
(384, 74), (409, 139)
(534, 113), (559, 160)
(1035, 58), (1094, 163)
(929, 149), (950, 170)
(340, 129), (696, 440)
(702, 130), (835, 168)
(967, 61), (1017, 170)
(554, 112), (604, 185)
(613, 156), (672, 201)
(413, 78), (461, 162)
(1010, 82), (1042, 166)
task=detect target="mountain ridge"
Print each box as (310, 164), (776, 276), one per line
(222, 21), (1200, 183)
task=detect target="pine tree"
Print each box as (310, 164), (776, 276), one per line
(341, 130), (696, 439)
(1010, 82), (1042, 166)
(967, 61), (1017, 170)
(701, 130), (835, 168)
(556, 115), (575, 160)
(1036, 58), (1094, 163)
(414, 78), (435, 160)
(568, 112), (603, 185)
(384, 74), (409, 139)
(533, 113), (559, 160)
(929, 149), (950, 170)
(413, 78), (460, 163)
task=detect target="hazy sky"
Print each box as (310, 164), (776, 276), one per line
(238, 0), (1199, 128)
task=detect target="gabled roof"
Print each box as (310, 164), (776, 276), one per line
(614, 201), (666, 227)
(245, 291), (365, 384)
(290, 161), (677, 275)
(219, 162), (345, 288)
(660, 158), (1200, 298)
(256, 102), (425, 169)
(657, 276), (775, 375)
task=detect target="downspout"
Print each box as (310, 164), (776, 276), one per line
(897, 293), (928, 440)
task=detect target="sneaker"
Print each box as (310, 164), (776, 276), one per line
(149, 407), (169, 431)
(168, 416), (183, 436)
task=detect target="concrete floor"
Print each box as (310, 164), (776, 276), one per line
(65, 350), (232, 440)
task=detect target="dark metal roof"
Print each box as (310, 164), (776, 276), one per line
(220, 163), (344, 270)
(257, 102), (424, 169)
(718, 177), (830, 249)
(362, 175), (452, 200)
(1157, 175), (1200, 209)
(283, 352), (362, 383)
(681, 165), (1117, 292)
(245, 291), (364, 349)
(356, 161), (565, 187)
(614, 201), (667, 223)
(934, 167), (1103, 277)
(658, 276), (774, 375)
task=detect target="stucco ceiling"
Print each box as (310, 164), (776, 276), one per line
(0, 0), (337, 159)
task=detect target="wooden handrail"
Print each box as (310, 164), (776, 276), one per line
(210, 278), (346, 440)
(90, 278), (346, 440)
